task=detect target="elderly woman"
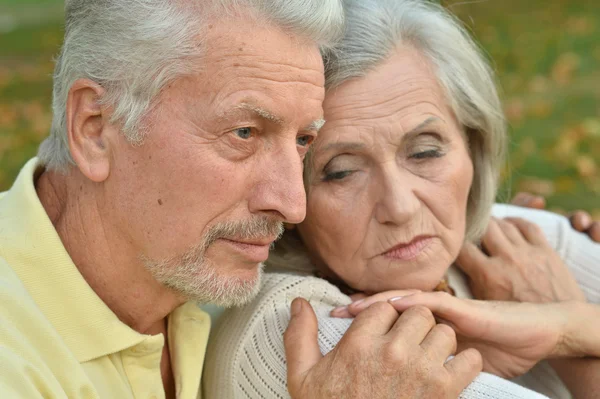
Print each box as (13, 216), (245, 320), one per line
(203, 1), (600, 398)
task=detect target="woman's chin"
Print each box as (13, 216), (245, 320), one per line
(358, 258), (452, 293)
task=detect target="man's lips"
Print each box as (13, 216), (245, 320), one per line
(381, 235), (434, 261)
(219, 237), (277, 263)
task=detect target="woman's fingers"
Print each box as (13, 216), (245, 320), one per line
(481, 218), (512, 255)
(588, 222), (600, 243)
(349, 292), (368, 302)
(329, 306), (354, 318)
(331, 289), (421, 318)
(568, 211), (600, 243)
(455, 242), (489, 279)
(496, 218), (526, 245)
(503, 217), (548, 246)
(510, 192), (546, 209)
(570, 211), (592, 232)
(389, 292), (476, 335)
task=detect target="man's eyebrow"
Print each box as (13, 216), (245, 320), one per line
(303, 119), (326, 132)
(217, 102), (325, 132)
(217, 102), (284, 125)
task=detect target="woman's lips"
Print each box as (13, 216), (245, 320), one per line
(382, 236), (434, 261)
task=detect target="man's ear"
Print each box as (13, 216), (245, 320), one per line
(66, 79), (113, 183)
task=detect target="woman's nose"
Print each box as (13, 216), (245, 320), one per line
(373, 170), (420, 226)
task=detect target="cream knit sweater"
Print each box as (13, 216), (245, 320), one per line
(203, 204), (600, 399)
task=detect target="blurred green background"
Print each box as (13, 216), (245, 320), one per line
(0, 0), (598, 217)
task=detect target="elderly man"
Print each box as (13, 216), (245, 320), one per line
(0, 1), (483, 398)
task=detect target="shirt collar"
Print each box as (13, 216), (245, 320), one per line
(0, 158), (202, 362)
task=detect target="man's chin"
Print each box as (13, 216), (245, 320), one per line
(185, 262), (265, 308)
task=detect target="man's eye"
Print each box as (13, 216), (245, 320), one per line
(234, 127), (253, 139)
(297, 135), (314, 147)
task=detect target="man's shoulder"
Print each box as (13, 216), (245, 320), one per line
(0, 256), (76, 395)
(0, 255), (63, 345)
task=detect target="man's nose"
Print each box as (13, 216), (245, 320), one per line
(248, 144), (306, 224)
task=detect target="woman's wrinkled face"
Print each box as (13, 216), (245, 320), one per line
(297, 47), (474, 293)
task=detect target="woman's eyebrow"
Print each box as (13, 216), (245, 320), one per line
(406, 116), (439, 135)
(401, 117), (443, 142)
(318, 117), (442, 153)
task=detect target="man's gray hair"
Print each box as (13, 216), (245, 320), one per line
(38, 0), (344, 171)
(268, 0), (507, 274)
(322, 0), (506, 242)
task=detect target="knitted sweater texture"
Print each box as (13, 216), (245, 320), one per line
(203, 204), (600, 398)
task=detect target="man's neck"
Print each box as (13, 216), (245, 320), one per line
(35, 169), (185, 334)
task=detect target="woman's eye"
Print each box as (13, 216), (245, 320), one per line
(234, 127), (253, 139)
(297, 135), (314, 147)
(323, 170), (353, 181)
(410, 149), (443, 160)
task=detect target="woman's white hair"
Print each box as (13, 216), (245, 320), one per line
(268, 0), (507, 273)
(38, 0), (344, 171)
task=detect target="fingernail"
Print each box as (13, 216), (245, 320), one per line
(291, 298), (302, 317)
(350, 299), (364, 307)
(331, 305), (347, 314)
(581, 213), (592, 226)
(389, 293), (416, 303)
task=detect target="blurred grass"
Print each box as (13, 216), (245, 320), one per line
(0, 0), (598, 218)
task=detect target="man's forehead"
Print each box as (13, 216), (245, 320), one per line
(202, 13), (324, 69)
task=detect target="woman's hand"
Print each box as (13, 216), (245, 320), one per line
(384, 292), (577, 379)
(334, 289), (600, 378)
(511, 192), (600, 242)
(456, 217), (586, 303)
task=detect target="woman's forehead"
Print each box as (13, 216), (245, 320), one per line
(322, 47), (449, 130)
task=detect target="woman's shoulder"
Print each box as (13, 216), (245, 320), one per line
(210, 272), (351, 343)
(252, 271), (352, 310)
(202, 272), (352, 399)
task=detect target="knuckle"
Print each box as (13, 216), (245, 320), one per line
(342, 332), (370, 353)
(434, 323), (456, 341)
(407, 305), (435, 324)
(368, 301), (394, 313)
(380, 343), (408, 367)
(354, 301), (396, 323)
(430, 371), (450, 389)
(462, 348), (483, 370)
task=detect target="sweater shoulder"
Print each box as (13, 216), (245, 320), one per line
(202, 273), (351, 399)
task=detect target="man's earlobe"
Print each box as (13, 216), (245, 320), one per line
(66, 79), (111, 183)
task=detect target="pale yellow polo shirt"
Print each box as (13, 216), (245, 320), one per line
(0, 158), (211, 398)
